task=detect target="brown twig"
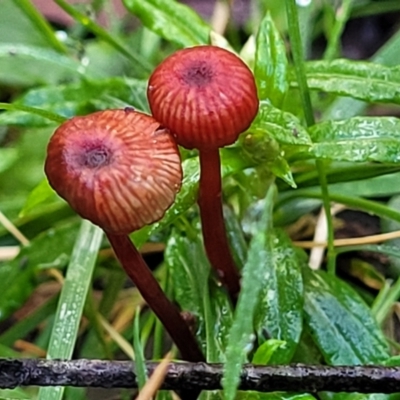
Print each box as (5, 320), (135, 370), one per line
(2, 359), (400, 393)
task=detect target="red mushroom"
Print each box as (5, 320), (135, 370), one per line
(45, 108), (204, 362)
(147, 45), (259, 301)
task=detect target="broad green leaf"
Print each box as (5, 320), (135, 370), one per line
(255, 12), (289, 106)
(165, 229), (232, 362)
(303, 267), (389, 365)
(310, 117), (400, 163)
(320, 390), (389, 400)
(0, 77), (149, 127)
(224, 206), (248, 270)
(236, 387), (317, 400)
(0, 221), (79, 321)
(297, 60), (400, 104)
(249, 102), (312, 147)
(254, 393), (316, 400)
(0, 388), (32, 399)
(254, 230), (303, 364)
(0, 44), (94, 86)
(19, 179), (60, 218)
(328, 171), (400, 198)
(291, 329), (324, 364)
(325, 28), (400, 120)
(123, 0), (210, 48)
(223, 186), (275, 400)
(290, 163), (400, 191)
(0, 148), (17, 173)
(38, 221), (102, 400)
(381, 195), (400, 275)
(252, 339), (286, 365)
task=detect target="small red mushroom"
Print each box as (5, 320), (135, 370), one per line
(147, 45), (259, 301)
(45, 109), (204, 362)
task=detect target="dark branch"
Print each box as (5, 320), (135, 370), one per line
(1, 359), (400, 393)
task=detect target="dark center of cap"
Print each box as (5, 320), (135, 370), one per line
(75, 143), (112, 169)
(182, 62), (213, 87)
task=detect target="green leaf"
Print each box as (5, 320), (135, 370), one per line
(133, 310), (147, 389)
(0, 44), (94, 87)
(310, 117), (400, 163)
(19, 179), (59, 218)
(0, 0), (60, 50)
(223, 206), (248, 269)
(252, 339), (286, 365)
(0, 102), (65, 125)
(223, 185), (275, 400)
(300, 59), (400, 104)
(12, 0), (67, 54)
(123, 0), (210, 48)
(256, 393), (317, 400)
(254, 230), (303, 364)
(0, 77), (149, 127)
(255, 12), (289, 106)
(38, 221), (102, 400)
(270, 156), (297, 188)
(165, 229), (232, 362)
(0, 148), (18, 173)
(0, 388), (32, 399)
(325, 28), (400, 120)
(249, 102), (312, 147)
(53, 0), (151, 73)
(303, 267), (389, 365)
(0, 222), (79, 321)
(320, 391), (389, 400)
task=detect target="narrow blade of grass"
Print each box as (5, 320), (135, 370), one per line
(133, 308), (147, 390)
(37, 220), (103, 400)
(222, 186), (275, 400)
(12, 0), (68, 54)
(0, 102), (66, 124)
(53, 0), (152, 74)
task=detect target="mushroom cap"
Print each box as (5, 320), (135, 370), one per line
(45, 109), (182, 234)
(147, 45), (259, 150)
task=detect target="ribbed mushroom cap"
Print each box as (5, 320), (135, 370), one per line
(147, 45), (259, 150)
(45, 109), (182, 234)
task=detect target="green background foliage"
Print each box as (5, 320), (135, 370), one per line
(1, 0), (400, 399)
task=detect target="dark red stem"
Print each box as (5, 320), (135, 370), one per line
(106, 233), (205, 363)
(198, 148), (241, 302)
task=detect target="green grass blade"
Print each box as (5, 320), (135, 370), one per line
(53, 0), (152, 73)
(12, 0), (68, 54)
(0, 102), (66, 124)
(222, 186), (275, 400)
(323, 0), (353, 61)
(37, 220), (103, 400)
(133, 309), (147, 390)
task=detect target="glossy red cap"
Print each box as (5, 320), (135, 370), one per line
(147, 45), (259, 150)
(45, 109), (182, 234)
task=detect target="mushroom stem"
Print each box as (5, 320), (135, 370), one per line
(198, 148), (241, 301)
(106, 233), (205, 363)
